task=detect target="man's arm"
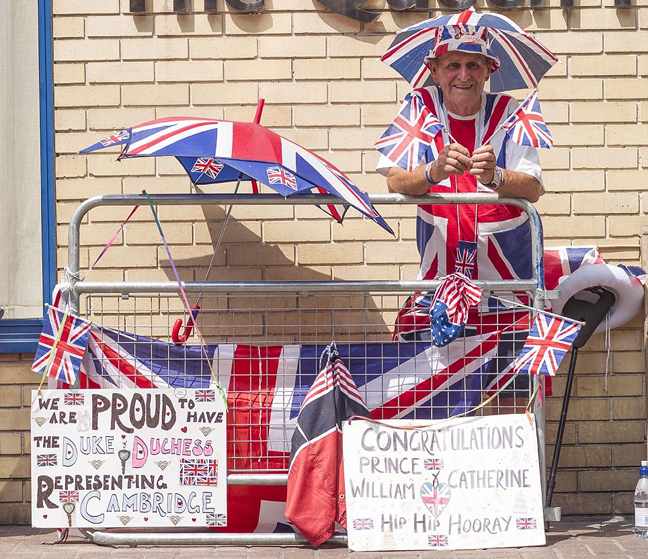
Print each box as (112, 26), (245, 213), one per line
(387, 143), (543, 203)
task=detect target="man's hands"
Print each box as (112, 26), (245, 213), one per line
(427, 143), (496, 185)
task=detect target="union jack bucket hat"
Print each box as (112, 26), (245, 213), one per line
(424, 25), (500, 73)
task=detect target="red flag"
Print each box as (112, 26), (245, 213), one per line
(285, 343), (370, 546)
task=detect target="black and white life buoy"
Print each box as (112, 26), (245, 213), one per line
(551, 263), (644, 335)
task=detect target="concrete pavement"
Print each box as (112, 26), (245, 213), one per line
(2, 517), (648, 558)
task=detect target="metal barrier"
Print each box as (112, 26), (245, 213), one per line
(65, 193), (547, 546)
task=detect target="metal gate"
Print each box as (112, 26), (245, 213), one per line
(64, 192), (546, 546)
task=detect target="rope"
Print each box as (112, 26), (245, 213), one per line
(142, 191), (228, 409)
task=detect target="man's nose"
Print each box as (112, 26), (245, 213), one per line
(458, 65), (470, 80)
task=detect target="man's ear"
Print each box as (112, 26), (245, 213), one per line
(428, 62), (438, 82)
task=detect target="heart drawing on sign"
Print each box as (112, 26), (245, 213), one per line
(420, 482), (451, 518)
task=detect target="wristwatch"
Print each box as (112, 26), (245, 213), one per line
(485, 166), (504, 191)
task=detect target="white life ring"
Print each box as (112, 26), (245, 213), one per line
(550, 263), (644, 335)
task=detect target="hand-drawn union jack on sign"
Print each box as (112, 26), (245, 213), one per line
(353, 518), (374, 531)
(180, 458), (219, 486)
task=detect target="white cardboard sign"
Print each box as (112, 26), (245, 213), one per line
(343, 414), (545, 551)
(31, 389), (227, 528)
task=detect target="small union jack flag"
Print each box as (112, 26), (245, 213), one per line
(513, 314), (581, 376)
(352, 518), (374, 531)
(266, 166), (298, 190)
(37, 454), (57, 467)
(191, 158), (224, 180)
(206, 512), (227, 527)
(31, 308), (91, 384)
(454, 241), (477, 279)
(516, 517), (537, 530)
(428, 534), (449, 547)
(64, 392), (85, 406)
(100, 129), (130, 147)
(180, 458), (219, 486)
(59, 490), (80, 503)
(501, 91), (553, 149)
(420, 482), (451, 518)
(424, 458), (444, 470)
(375, 92), (444, 172)
(195, 389), (215, 403)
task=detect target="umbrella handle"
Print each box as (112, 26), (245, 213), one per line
(171, 305), (201, 345)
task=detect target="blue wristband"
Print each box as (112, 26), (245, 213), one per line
(424, 162), (439, 186)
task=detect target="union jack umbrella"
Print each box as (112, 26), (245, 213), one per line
(380, 7), (558, 93)
(79, 116), (392, 234)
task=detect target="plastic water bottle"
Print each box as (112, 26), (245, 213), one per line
(634, 460), (648, 538)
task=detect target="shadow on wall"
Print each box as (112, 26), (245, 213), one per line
(154, 201), (395, 345)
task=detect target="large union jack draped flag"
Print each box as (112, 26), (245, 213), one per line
(56, 324), (511, 533)
(513, 314), (581, 376)
(501, 91), (553, 149)
(375, 91), (444, 172)
(31, 308), (91, 384)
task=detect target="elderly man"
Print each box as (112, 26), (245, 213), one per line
(377, 26), (545, 413)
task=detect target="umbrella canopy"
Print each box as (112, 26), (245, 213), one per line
(80, 117), (393, 234)
(380, 8), (558, 93)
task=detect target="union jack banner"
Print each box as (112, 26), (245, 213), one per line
(59, 490), (80, 503)
(513, 314), (581, 376)
(64, 392), (84, 406)
(424, 458), (444, 470)
(191, 158), (224, 180)
(352, 518), (374, 531)
(375, 91), (444, 172)
(428, 534), (449, 547)
(501, 91), (553, 149)
(99, 129), (130, 147)
(266, 166), (297, 190)
(31, 308), (92, 384)
(206, 512), (227, 527)
(36, 454), (57, 467)
(454, 241), (477, 279)
(420, 483), (451, 518)
(516, 517), (537, 530)
(195, 389), (215, 403)
(180, 458), (219, 486)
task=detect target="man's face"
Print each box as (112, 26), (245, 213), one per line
(428, 51), (491, 117)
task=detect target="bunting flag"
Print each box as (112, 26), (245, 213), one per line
(501, 91), (553, 149)
(31, 308), (91, 384)
(285, 343), (370, 546)
(374, 91), (444, 172)
(429, 273), (483, 347)
(512, 314), (581, 376)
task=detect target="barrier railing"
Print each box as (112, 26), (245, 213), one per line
(65, 193), (547, 546)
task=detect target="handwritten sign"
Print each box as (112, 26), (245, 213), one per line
(31, 389), (227, 528)
(343, 414), (545, 551)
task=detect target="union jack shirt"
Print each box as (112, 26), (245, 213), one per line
(377, 86), (543, 283)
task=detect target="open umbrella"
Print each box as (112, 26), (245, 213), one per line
(79, 115), (392, 234)
(380, 8), (558, 93)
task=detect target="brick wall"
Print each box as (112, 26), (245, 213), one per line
(1, 0), (646, 524)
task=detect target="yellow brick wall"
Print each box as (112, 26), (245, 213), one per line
(2, 0), (647, 524)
